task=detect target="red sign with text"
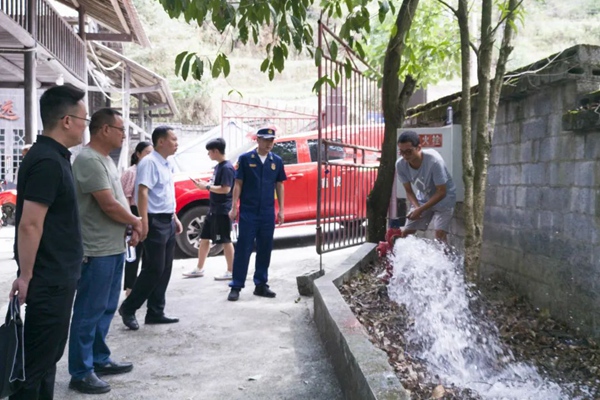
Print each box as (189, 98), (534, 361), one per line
(419, 133), (442, 147)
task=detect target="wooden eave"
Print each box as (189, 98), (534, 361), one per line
(88, 42), (177, 116)
(56, 0), (150, 47)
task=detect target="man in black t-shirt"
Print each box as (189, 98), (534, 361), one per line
(9, 84), (86, 400)
(183, 137), (235, 280)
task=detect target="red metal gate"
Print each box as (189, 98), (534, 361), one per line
(316, 22), (384, 254)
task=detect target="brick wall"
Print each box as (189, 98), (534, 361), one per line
(405, 44), (600, 337)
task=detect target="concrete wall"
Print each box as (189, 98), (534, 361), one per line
(404, 44), (600, 337)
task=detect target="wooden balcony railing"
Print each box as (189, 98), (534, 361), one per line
(0, 0), (86, 81)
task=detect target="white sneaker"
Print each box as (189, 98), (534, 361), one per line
(183, 268), (205, 278)
(214, 272), (233, 281)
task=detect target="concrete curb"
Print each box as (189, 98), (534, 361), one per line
(313, 243), (410, 400)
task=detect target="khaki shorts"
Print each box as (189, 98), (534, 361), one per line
(403, 207), (454, 232)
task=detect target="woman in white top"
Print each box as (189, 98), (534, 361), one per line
(120, 141), (153, 296)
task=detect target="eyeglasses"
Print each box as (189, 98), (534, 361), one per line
(108, 125), (126, 133)
(399, 147), (417, 156)
(62, 114), (90, 126)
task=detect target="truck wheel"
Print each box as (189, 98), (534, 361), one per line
(176, 206), (224, 258)
(1, 203), (15, 226)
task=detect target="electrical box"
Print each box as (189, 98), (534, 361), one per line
(396, 125), (464, 202)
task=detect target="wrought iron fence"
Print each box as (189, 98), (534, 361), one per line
(316, 21), (384, 254)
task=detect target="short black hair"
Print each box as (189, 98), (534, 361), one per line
(398, 130), (420, 147)
(39, 84), (86, 131)
(131, 141), (152, 166)
(206, 137), (226, 154)
(152, 125), (174, 147)
(89, 108), (122, 135)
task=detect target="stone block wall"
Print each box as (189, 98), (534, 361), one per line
(482, 78), (600, 335)
(404, 44), (600, 337)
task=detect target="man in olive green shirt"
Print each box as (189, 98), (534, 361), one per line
(68, 109), (142, 395)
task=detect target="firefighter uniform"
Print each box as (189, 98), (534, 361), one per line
(229, 146), (287, 291)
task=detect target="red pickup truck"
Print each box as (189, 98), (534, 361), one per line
(173, 126), (380, 257)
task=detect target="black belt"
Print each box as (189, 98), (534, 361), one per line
(148, 213), (174, 221)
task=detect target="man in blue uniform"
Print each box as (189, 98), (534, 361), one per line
(228, 128), (286, 301)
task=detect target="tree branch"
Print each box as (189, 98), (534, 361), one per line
(486, 0), (524, 46)
(436, 0), (457, 16)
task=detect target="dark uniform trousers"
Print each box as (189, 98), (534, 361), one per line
(120, 214), (175, 318)
(10, 278), (78, 400)
(230, 211), (275, 289)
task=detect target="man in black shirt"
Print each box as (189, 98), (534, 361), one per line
(9, 84), (86, 400)
(183, 138), (235, 280)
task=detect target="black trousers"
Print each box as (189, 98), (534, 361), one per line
(10, 278), (77, 400)
(123, 205), (144, 290)
(120, 214), (175, 318)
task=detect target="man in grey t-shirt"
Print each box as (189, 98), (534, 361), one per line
(396, 130), (456, 243)
(68, 109), (142, 395)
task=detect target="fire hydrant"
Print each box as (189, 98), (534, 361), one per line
(377, 228), (403, 283)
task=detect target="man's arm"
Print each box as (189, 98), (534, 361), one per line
(275, 181), (284, 225)
(403, 182), (420, 210)
(10, 200), (48, 304)
(92, 190), (141, 232)
(137, 184), (150, 241)
(407, 184), (447, 220)
(228, 179), (243, 221)
(192, 179), (231, 194)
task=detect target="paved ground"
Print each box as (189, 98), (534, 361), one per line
(0, 225), (354, 399)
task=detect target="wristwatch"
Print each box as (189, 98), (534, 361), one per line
(206, 184), (211, 191)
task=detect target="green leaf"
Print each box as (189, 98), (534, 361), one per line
(260, 58), (270, 73)
(344, 58), (353, 79)
(273, 46), (284, 72)
(222, 54), (230, 77)
(174, 51), (188, 76)
(330, 41), (338, 61)
(315, 47), (322, 67)
(228, 89), (243, 97)
(334, 69), (340, 85)
(354, 41), (366, 59)
(378, 1), (389, 23)
(191, 57), (204, 81)
(311, 76), (328, 94)
(180, 52), (195, 81)
(212, 55), (222, 78)
(268, 63), (275, 81)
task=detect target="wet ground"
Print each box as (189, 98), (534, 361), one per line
(0, 225), (353, 399)
(340, 260), (600, 400)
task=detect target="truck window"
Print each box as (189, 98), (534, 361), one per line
(272, 141), (298, 165)
(307, 139), (344, 162)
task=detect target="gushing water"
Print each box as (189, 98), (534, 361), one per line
(387, 236), (570, 399)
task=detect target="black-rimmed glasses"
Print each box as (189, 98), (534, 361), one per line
(399, 147), (417, 156)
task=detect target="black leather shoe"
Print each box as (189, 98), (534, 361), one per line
(94, 360), (133, 376)
(254, 285), (276, 298)
(145, 315), (179, 324)
(69, 372), (111, 394)
(118, 306), (139, 330)
(228, 288), (240, 301)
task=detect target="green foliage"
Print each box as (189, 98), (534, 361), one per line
(364, 1), (461, 87)
(159, 0), (315, 82)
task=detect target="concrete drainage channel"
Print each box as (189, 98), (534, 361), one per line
(307, 243), (410, 400)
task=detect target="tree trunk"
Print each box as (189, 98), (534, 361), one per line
(455, 0), (477, 281)
(366, 0), (420, 243)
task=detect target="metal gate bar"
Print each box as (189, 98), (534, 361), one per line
(316, 21), (383, 254)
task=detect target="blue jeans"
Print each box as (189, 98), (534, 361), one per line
(68, 253), (125, 380)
